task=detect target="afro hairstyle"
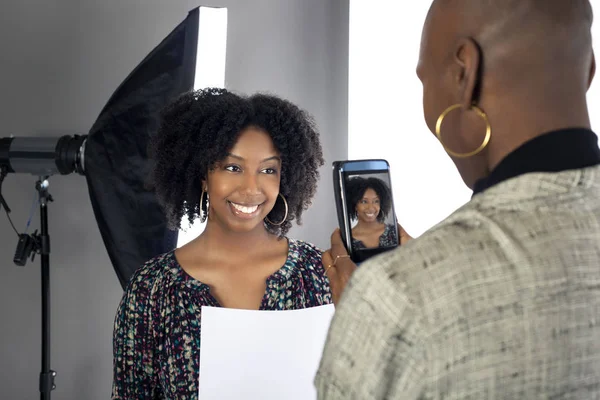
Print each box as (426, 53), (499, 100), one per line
(346, 176), (393, 223)
(148, 87), (324, 237)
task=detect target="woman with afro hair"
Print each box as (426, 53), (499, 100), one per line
(345, 176), (409, 249)
(111, 88), (331, 399)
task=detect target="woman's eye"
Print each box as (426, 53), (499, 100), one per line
(262, 168), (277, 174)
(225, 165), (241, 172)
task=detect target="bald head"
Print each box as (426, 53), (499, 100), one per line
(429, 0), (594, 80)
(433, 0), (593, 39)
(418, 0), (596, 188)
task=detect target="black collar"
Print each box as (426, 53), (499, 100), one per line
(473, 128), (600, 195)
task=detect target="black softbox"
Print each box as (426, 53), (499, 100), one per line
(84, 8), (200, 289)
(0, 7), (227, 397)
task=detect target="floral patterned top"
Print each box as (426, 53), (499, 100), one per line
(352, 223), (398, 249)
(111, 239), (331, 400)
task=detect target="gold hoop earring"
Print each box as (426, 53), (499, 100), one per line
(200, 190), (209, 222)
(265, 193), (288, 226)
(435, 103), (491, 158)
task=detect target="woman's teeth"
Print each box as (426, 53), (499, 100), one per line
(230, 202), (259, 214)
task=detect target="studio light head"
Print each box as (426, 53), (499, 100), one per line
(0, 135), (87, 176)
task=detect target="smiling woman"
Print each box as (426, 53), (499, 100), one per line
(205, 128), (283, 233)
(110, 88), (331, 399)
(345, 176), (399, 249)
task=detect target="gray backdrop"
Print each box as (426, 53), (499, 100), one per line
(0, 0), (349, 398)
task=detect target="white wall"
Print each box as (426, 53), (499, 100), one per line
(349, 0), (600, 238)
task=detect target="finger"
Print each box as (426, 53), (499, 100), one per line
(330, 228), (344, 246)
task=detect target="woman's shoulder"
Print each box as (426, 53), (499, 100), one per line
(378, 203), (491, 275)
(285, 238), (331, 303)
(123, 251), (178, 295)
(286, 238), (324, 267)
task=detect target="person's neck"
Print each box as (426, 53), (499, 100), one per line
(356, 220), (383, 231)
(485, 95), (592, 172)
(198, 219), (279, 256)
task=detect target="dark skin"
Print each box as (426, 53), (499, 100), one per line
(352, 188), (385, 248)
(352, 187), (411, 248)
(352, 227), (386, 249)
(419, 0), (596, 189)
(175, 128), (289, 310)
(325, 0), (595, 304)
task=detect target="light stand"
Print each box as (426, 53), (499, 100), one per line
(0, 5), (214, 393)
(36, 177), (56, 400)
(1, 168), (57, 399)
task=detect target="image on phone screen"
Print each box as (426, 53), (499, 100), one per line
(344, 172), (397, 251)
(333, 159), (399, 263)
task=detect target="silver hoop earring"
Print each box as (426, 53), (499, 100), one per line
(265, 193), (288, 226)
(200, 190), (209, 222)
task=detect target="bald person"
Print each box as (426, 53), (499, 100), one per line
(316, 0), (600, 399)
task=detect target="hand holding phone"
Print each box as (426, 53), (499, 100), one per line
(322, 228), (356, 304)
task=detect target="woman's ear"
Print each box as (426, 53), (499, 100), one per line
(588, 49), (596, 90)
(453, 37), (482, 108)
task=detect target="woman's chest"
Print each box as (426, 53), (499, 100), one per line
(152, 282), (326, 398)
(153, 292), (205, 398)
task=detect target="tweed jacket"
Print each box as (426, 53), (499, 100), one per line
(315, 165), (600, 399)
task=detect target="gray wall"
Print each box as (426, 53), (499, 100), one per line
(0, 1), (348, 399)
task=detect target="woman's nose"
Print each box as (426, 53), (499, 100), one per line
(240, 172), (260, 194)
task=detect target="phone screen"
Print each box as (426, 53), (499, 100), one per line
(333, 160), (399, 263)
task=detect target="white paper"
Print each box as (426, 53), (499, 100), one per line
(199, 304), (335, 400)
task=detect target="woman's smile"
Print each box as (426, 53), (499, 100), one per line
(228, 201), (264, 219)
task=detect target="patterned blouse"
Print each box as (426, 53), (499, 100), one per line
(352, 223), (397, 249)
(112, 239), (331, 399)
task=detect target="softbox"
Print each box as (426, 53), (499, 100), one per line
(0, 7), (227, 398)
(85, 7), (199, 289)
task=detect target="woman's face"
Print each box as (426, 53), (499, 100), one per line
(355, 188), (380, 224)
(204, 127), (281, 234)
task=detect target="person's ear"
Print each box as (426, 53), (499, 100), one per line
(452, 37), (482, 108)
(588, 49), (596, 90)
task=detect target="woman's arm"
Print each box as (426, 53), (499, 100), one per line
(398, 223), (412, 244)
(324, 222), (412, 304)
(323, 229), (357, 305)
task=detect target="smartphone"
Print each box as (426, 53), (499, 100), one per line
(332, 159), (399, 264)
